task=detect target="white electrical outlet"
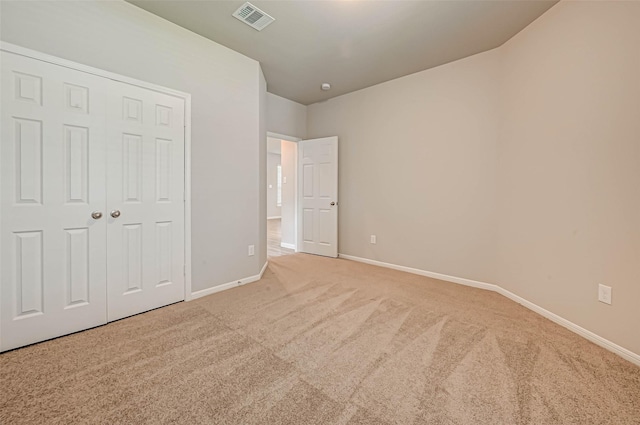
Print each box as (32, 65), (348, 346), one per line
(598, 284), (612, 305)
(248, 245), (255, 256)
(370, 235), (377, 244)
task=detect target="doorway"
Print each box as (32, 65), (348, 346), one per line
(266, 134), (298, 257)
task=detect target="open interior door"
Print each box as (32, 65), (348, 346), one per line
(298, 136), (338, 257)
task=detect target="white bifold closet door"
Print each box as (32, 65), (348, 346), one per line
(0, 52), (109, 351)
(0, 51), (185, 352)
(105, 78), (185, 322)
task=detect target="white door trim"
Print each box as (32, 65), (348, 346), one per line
(0, 42), (193, 316)
(267, 132), (301, 143)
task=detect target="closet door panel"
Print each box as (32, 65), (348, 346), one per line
(1, 52), (108, 351)
(106, 81), (185, 322)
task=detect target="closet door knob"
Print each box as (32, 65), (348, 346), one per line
(91, 211), (103, 220)
(110, 210), (121, 218)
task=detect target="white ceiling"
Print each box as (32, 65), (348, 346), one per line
(128, 0), (558, 105)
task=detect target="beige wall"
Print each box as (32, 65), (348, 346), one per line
(0, 1), (265, 292)
(267, 153), (282, 218)
(280, 140), (298, 247)
(258, 67), (268, 271)
(308, 50), (501, 283)
(267, 93), (307, 139)
(496, 1), (640, 355)
(308, 1), (640, 355)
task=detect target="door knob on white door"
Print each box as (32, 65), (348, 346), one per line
(330, 202), (336, 206)
(110, 210), (121, 218)
(91, 211), (103, 220)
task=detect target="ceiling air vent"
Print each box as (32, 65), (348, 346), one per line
(232, 2), (275, 31)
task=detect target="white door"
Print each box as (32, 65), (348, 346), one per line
(105, 81), (186, 321)
(0, 52), (108, 351)
(298, 136), (338, 257)
(1, 50), (187, 351)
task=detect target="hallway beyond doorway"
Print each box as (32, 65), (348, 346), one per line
(268, 218), (294, 257)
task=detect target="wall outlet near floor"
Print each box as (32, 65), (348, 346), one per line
(248, 245), (255, 256)
(370, 235), (377, 244)
(598, 284), (612, 305)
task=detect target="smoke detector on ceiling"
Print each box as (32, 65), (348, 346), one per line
(232, 2), (275, 31)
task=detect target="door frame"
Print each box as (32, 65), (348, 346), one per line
(0, 41), (193, 343)
(266, 132), (301, 252)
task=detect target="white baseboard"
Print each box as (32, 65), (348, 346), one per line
(280, 242), (296, 250)
(267, 216), (281, 220)
(190, 260), (269, 300)
(494, 286), (640, 367)
(338, 254), (498, 292)
(338, 253), (640, 367)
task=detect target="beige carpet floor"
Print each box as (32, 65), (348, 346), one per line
(1, 254), (639, 424)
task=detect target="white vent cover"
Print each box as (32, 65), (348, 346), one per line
(232, 2), (275, 31)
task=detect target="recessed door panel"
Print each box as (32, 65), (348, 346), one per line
(156, 138), (172, 202)
(123, 97), (143, 123)
(123, 224), (143, 294)
(123, 134), (142, 203)
(64, 125), (89, 204)
(156, 221), (172, 287)
(14, 118), (43, 204)
(64, 83), (89, 114)
(303, 164), (314, 198)
(65, 228), (90, 308)
(14, 71), (42, 105)
(303, 209), (314, 242)
(318, 209), (332, 245)
(318, 163), (332, 199)
(14, 231), (44, 317)
(156, 105), (172, 127)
